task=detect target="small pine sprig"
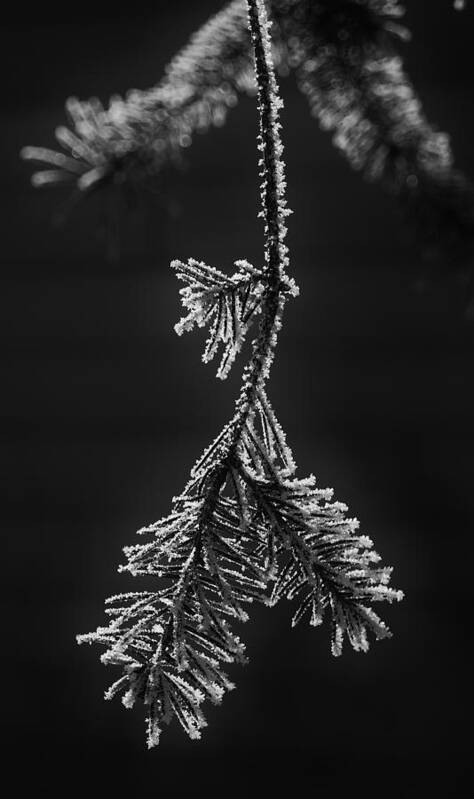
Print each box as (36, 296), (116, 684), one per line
(171, 258), (265, 379)
(273, 0), (474, 265)
(78, 492), (268, 744)
(237, 467), (402, 654)
(78, 0), (402, 748)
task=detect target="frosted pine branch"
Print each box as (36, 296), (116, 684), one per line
(77, 0), (402, 748)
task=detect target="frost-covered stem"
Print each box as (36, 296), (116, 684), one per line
(187, 0), (292, 526)
(248, 0), (285, 283)
(227, 0), (290, 443)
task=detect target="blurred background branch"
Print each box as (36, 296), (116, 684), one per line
(20, 0), (474, 280)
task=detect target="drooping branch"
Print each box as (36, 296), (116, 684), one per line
(77, 0), (299, 748)
(21, 0), (255, 195)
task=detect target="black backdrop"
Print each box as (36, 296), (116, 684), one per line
(2, 2), (474, 795)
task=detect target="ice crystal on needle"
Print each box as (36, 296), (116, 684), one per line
(78, 0), (402, 748)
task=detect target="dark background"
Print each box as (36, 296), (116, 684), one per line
(1, 1), (473, 795)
